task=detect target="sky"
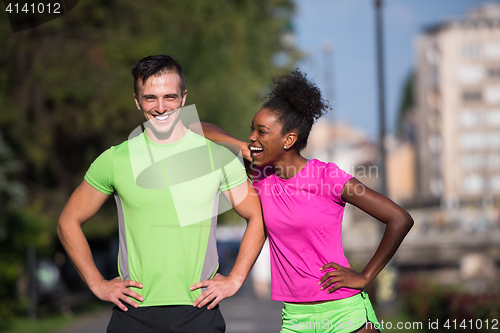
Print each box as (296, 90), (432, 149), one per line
(292, 0), (493, 139)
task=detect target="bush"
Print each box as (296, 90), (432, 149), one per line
(399, 275), (500, 333)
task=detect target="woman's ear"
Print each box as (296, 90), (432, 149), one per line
(283, 132), (298, 150)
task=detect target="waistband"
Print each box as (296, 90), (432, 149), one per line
(283, 290), (367, 314)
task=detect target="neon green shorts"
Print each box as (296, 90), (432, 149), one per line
(280, 291), (381, 333)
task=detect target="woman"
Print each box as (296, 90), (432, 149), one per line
(191, 70), (413, 333)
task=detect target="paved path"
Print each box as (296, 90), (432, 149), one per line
(55, 310), (113, 333)
(56, 279), (282, 333)
(220, 279), (282, 333)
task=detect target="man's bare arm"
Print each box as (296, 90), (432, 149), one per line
(57, 180), (143, 311)
(190, 181), (266, 309)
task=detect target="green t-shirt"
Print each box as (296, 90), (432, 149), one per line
(84, 129), (247, 306)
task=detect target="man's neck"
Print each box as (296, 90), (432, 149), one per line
(145, 122), (189, 144)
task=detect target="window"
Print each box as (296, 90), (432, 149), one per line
(484, 43), (500, 59)
(462, 174), (485, 193)
(486, 110), (500, 126)
(488, 68), (500, 78)
(462, 91), (482, 102)
(484, 87), (500, 104)
(426, 46), (440, 65)
(431, 67), (439, 88)
(462, 44), (481, 59)
(429, 178), (442, 196)
(491, 175), (500, 193)
(490, 133), (500, 148)
(489, 155), (500, 170)
(460, 110), (481, 127)
(460, 133), (485, 150)
(427, 113), (441, 131)
(428, 134), (441, 153)
(458, 65), (485, 84)
(461, 154), (486, 170)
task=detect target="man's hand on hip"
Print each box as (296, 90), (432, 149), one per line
(190, 273), (242, 310)
(91, 277), (144, 311)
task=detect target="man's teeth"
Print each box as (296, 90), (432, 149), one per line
(155, 114), (170, 121)
(250, 147), (263, 152)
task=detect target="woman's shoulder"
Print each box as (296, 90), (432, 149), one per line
(307, 159), (341, 173)
(308, 159), (353, 181)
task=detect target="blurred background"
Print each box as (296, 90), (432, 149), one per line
(1, 0), (499, 332)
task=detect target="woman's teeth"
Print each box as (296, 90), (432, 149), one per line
(250, 146), (263, 155)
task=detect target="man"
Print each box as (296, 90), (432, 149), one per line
(57, 55), (265, 333)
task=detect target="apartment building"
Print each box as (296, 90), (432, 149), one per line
(415, 3), (500, 204)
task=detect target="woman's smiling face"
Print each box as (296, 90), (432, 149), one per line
(248, 107), (286, 167)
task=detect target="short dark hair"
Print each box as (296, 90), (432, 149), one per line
(131, 55), (186, 96)
(263, 69), (329, 152)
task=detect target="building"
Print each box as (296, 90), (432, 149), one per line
(303, 119), (379, 232)
(304, 119), (379, 189)
(415, 2), (500, 205)
(386, 136), (417, 204)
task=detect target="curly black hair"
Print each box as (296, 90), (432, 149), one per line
(263, 69), (330, 152)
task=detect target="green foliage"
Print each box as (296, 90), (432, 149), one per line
(0, 0), (297, 199)
(0, 133), (30, 320)
(0, 313), (76, 333)
(0, 207), (54, 320)
(396, 71), (415, 138)
(0, 0), (298, 319)
(0, 135), (55, 319)
(399, 275), (500, 333)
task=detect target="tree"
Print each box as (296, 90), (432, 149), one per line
(0, 0), (298, 318)
(396, 71), (416, 142)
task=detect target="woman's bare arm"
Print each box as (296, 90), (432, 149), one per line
(190, 122), (251, 162)
(319, 178), (413, 292)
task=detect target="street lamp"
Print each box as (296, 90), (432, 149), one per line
(374, 0), (397, 312)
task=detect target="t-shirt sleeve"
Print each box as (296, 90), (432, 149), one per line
(325, 162), (354, 205)
(84, 147), (115, 195)
(218, 146), (248, 192)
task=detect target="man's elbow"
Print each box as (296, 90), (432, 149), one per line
(57, 216), (75, 242)
(56, 217), (65, 241)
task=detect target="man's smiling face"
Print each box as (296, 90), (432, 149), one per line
(134, 71), (187, 136)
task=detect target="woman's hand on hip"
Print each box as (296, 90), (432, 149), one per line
(319, 262), (369, 293)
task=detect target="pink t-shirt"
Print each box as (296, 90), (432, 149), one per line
(253, 159), (360, 302)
